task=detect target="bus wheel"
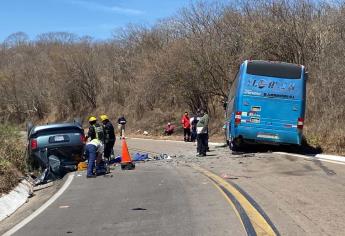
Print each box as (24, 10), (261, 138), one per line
(230, 137), (242, 152)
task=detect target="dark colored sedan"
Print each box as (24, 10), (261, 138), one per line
(27, 122), (85, 179)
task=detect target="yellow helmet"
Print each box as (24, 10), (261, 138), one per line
(100, 114), (109, 121)
(89, 116), (97, 122)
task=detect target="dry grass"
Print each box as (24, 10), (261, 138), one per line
(304, 122), (345, 156)
(0, 125), (25, 194)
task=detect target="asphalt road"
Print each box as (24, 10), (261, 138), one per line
(3, 137), (345, 236)
(8, 144), (245, 236)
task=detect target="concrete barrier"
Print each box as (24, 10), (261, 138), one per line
(0, 180), (33, 222)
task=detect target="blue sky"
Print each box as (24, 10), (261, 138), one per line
(0, 0), (222, 42)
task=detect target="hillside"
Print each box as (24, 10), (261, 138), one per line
(0, 0), (344, 154)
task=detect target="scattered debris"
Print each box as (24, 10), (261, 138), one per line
(151, 153), (173, 161)
(109, 156), (122, 164)
(221, 173), (239, 180)
(133, 153), (149, 161)
(77, 162), (87, 171)
(243, 153), (255, 158)
(102, 174), (114, 178)
(33, 150), (77, 186)
(33, 182), (54, 192)
(143, 131), (149, 136)
(215, 144), (228, 148)
(59, 205), (70, 209)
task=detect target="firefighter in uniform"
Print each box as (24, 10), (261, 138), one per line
(87, 116), (104, 142)
(100, 115), (116, 161)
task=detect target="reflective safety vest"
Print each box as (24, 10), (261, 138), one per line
(93, 124), (104, 142)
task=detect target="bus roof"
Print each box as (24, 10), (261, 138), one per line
(246, 60), (303, 79)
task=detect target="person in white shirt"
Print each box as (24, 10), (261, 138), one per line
(85, 139), (104, 178)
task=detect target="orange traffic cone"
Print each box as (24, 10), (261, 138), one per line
(121, 138), (135, 170)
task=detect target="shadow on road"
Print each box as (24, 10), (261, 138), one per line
(132, 208), (147, 211)
(228, 138), (337, 176)
(311, 159), (336, 176)
(231, 136), (322, 156)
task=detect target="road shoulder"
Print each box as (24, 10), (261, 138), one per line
(0, 176), (69, 235)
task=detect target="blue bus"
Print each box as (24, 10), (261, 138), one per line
(225, 60), (308, 151)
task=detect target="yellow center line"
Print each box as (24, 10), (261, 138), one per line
(192, 165), (277, 236)
(211, 181), (247, 233)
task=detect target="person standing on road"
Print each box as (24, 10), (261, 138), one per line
(196, 109), (209, 157)
(181, 112), (191, 142)
(87, 116), (104, 143)
(190, 113), (199, 142)
(85, 138), (104, 178)
(100, 115), (116, 161)
(118, 115), (127, 139)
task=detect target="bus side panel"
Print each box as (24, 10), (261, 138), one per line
(227, 64), (244, 142)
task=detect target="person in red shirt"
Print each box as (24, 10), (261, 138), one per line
(164, 123), (175, 135)
(181, 112), (191, 141)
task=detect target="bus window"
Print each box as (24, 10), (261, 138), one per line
(247, 61), (302, 79)
(229, 72), (239, 99)
(226, 72), (240, 117)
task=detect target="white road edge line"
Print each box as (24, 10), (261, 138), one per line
(274, 152), (345, 165)
(3, 173), (75, 236)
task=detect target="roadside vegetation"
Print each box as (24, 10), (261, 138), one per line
(0, 125), (25, 194)
(0, 0), (344, 154)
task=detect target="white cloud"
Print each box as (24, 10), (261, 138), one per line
(70, 0), (144, 15)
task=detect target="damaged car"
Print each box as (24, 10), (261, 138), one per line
(26, 121), (85, 184)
